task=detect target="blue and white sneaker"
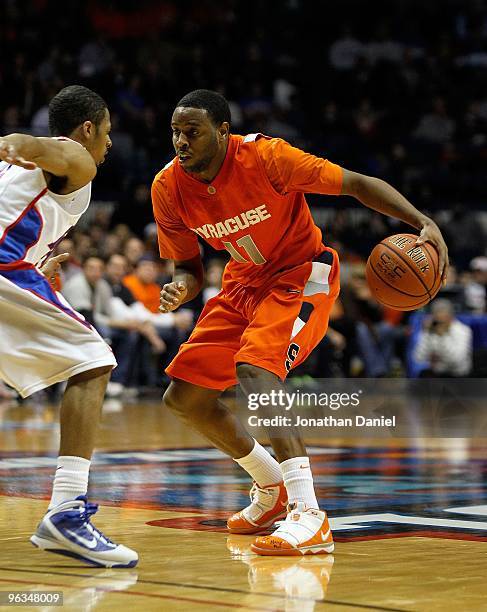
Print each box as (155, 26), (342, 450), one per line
(30, 496), (138, 568)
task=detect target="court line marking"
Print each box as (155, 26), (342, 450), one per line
(0, 567), (411, 611)
(0, 577), (281, 611)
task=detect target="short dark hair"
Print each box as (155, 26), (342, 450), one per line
(48, 85), (107, 137)
(136, 254), (157, 266)
(82, 254), (105, 266)
(176, 89), (231, 126)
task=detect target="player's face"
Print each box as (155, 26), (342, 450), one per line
(87, 109), (112, 166)
(171, 107), (226, 174)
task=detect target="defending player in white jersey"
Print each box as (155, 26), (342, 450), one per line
(0, 85), (138, 568)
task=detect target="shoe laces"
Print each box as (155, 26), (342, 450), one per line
(249, 482), (274, 511)
(65, 501), (115, 546)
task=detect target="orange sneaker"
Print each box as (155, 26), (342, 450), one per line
(251, 502), (334, 556)
(227, 482), (288, 534)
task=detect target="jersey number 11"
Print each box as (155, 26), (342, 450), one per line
(222, 234), (266, 265)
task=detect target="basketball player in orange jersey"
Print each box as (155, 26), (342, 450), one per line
(152, 89), (448, 556)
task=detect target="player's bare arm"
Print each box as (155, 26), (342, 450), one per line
(159, 254), (204, 313)
(0, 134), (96, 190)
(340, 168), (449, 281)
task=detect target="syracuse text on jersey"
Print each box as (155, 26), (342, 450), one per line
(191, 204), (271, 239)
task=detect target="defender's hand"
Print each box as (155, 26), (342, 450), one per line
(40, 253), (69, 289)
(0, 139), (37, 170)
(416, 220), (449, 284)
(160, 281), (188, 313)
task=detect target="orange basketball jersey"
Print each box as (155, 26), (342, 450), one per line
(152, 134), (343, 286)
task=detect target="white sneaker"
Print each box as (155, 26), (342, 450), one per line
(251, 502), (334, 556)
(30, 496), (138, 568)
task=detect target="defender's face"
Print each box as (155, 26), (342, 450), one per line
(88, 109), (112, 166)
(171, 107), (222, 173)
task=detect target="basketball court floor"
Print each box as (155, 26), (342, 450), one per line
(1, 398), (486, 611)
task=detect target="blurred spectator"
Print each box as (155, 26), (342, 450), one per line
(311, 297), (356, 377)
(328, 26), (364, 71)
(124, 237), (145, 269)
(62, 256), (110, 328)
(123, 256), (193, 387)
(122, 256), (192, 332)
(123, 256), (163, 314)
(464, 256), (487, 313)
(62, 256), (140, 395)
(365, 24), (404, 65)
(203, 259), (225, 303)
(436, 264), (466, 311)
(105, 253), (165, 353)
(341, 265), (398, 377)
(414, 299), (473, 377)
(55, 238), (82, 283)
(413, 98), (456, 144)
(78, 35), (114, 78)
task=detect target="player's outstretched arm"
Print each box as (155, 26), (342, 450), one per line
(0, 134), (96, 186)
(159, 255), (204, 313)
(340, 168), (449, 281)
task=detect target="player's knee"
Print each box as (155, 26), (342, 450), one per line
(162, 382), (192, 418)
(68, 365), (113, 385)
(236, 363), (276, 382)
(236, 363), (260, 380)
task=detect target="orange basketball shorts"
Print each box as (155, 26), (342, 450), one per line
(166, 248), (340, 390)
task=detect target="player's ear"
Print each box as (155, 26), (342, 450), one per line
(81, 121), (94, 141)
(219, 122), (230, 139)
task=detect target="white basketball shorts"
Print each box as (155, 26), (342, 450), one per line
(0, 267), (116, 398)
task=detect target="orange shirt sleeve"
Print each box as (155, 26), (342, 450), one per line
(255, 136), (343, 196)
(151, 174), (200, 261)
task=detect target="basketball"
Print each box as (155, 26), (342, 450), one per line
(365, 233), (442, 311)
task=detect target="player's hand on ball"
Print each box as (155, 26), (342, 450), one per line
(160, 281), (187, 313)
(416, 220), (449, 284)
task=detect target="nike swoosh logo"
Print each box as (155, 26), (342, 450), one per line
(66, 529), (99, 549)
(321, 529), (331, 542)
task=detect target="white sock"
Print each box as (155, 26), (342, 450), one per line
(281, 456), (319, 509)
(234, 439), (282, 487)
(49, 456), (91, 509)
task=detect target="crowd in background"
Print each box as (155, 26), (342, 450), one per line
(1, 0), (487, 398)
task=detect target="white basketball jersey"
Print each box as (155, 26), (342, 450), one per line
(0, 149), (91, 268)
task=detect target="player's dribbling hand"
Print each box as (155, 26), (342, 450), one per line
(0, 139), (37, 170)
(415, 220), (449, 284)
(159, 281), (188, 313)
